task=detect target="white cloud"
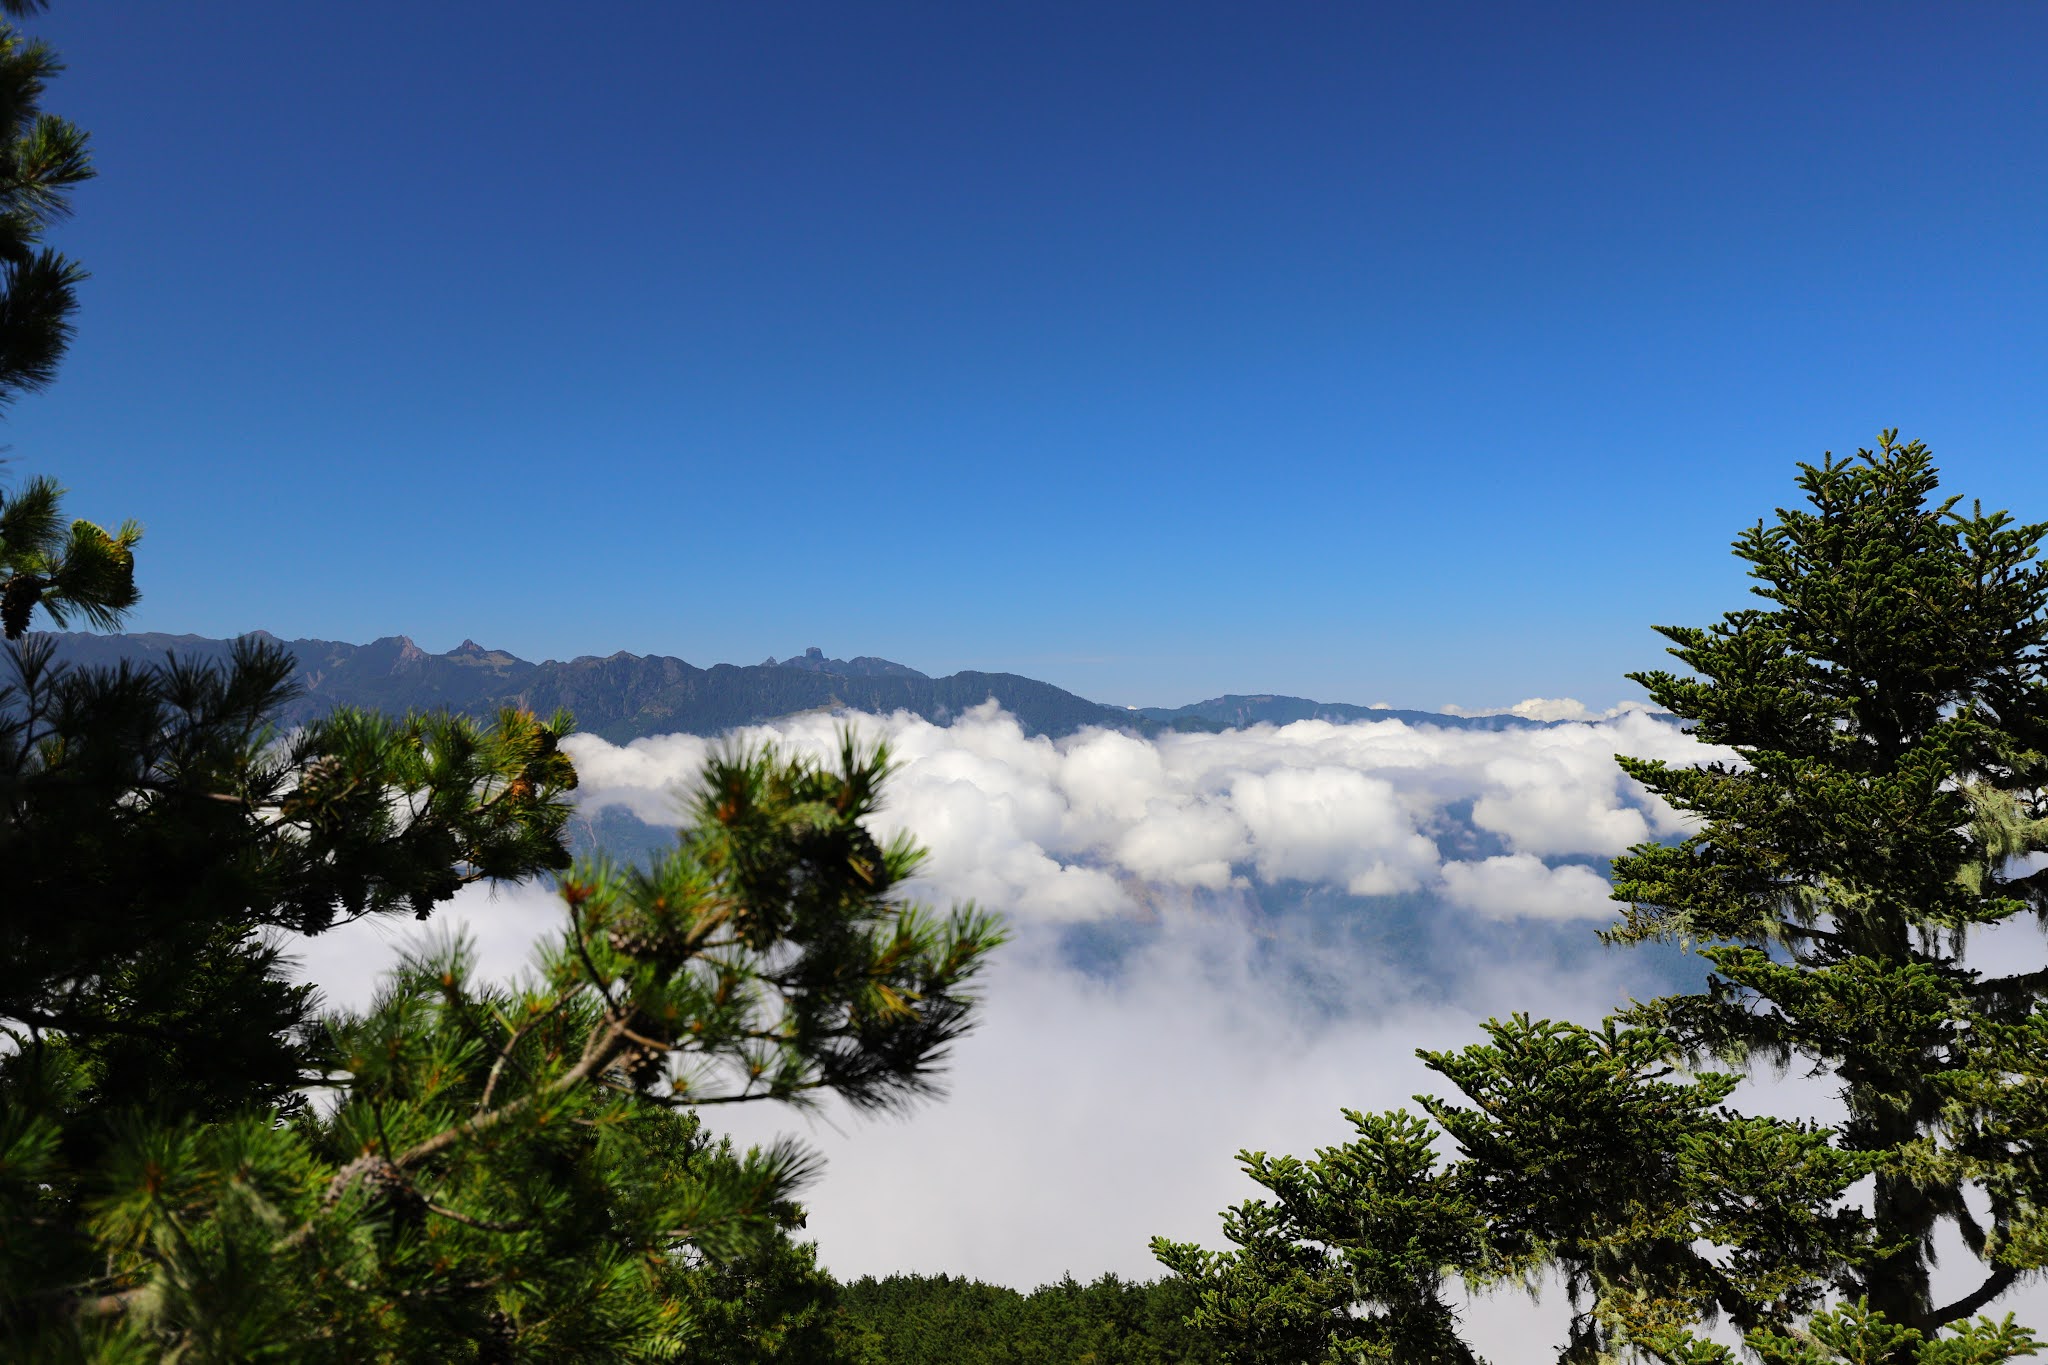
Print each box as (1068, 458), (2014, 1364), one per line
(563, 702), (1728, 924)
(1228, 766), (1439, 894)
(1443, 696), (1599, 721)
(1440, 853), (1616, 920)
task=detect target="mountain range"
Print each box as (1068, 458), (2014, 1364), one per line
(42, 633), (1548, 741)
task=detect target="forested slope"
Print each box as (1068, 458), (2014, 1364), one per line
(830, 1274), (1220, 1365)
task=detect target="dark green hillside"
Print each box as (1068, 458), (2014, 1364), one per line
(45, 631), (539, 720)
(830, 1274), (1220, 1365)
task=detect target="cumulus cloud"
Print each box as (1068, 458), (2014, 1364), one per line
(564, 702), (1725, 923)
(1440, 853), (1616, 920)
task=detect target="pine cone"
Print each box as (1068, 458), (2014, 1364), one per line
(283, 755), (348, 821)
(607, 925), (661, 959)
(300, 754), (345, 789)
(622, 1043), (666, 1091)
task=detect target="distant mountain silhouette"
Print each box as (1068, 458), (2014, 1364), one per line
(42, 632), (1122, 740)
(41, 633), (1552, 741)
(1137, 693), (1543, 733)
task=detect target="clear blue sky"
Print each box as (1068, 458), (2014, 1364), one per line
(16, 2), (2047, 708)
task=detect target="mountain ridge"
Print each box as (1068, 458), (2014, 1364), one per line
(40, 632), (1553, 741)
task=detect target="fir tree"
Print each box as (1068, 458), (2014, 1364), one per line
(1612, 432), (2048, 1341)
(1157, 435), (2048, 1364)
(829, 1269), (1221, 1364)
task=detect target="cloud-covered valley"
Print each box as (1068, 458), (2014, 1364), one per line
(293, 701), (1778, 1356)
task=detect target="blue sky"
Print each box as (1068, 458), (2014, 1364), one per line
(16, 2), (2048, 708)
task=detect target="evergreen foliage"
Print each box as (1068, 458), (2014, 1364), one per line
(0, 474), (138, 638)
(0, 0), (134, 642)
(3, 736), (1003, 1359)
(0, 0), (89, 409)
(1157, 436), (2048, 1363)
(0, 631), (581, 1120)
(1610, 434), (2048, 1333)
(829, 1271), (1222, 1364)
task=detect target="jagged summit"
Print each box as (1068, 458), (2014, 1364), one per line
(770, 646), (928, 681)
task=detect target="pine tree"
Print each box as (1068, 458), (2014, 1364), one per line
(0, 0), (136, 641)
(1157, 436), (2048, 1364)
(3, 737), (1002, 1360)
(0, 633), (585, 1120)
(0, 5), (1007, 1357)
(0, 0), (90, 411)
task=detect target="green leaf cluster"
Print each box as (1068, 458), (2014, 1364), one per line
(563, 735), (1005, 1115)
(0, 474), (139, 637)
(1649, 1300), (2038, 1365)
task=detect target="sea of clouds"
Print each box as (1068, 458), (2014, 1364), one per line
(562, 699), (1713, 924)
(289, 701), (2044, 1354)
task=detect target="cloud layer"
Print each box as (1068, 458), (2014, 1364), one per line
(293, 877), (1661, 1358)
(564, 701), (1724, 924)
